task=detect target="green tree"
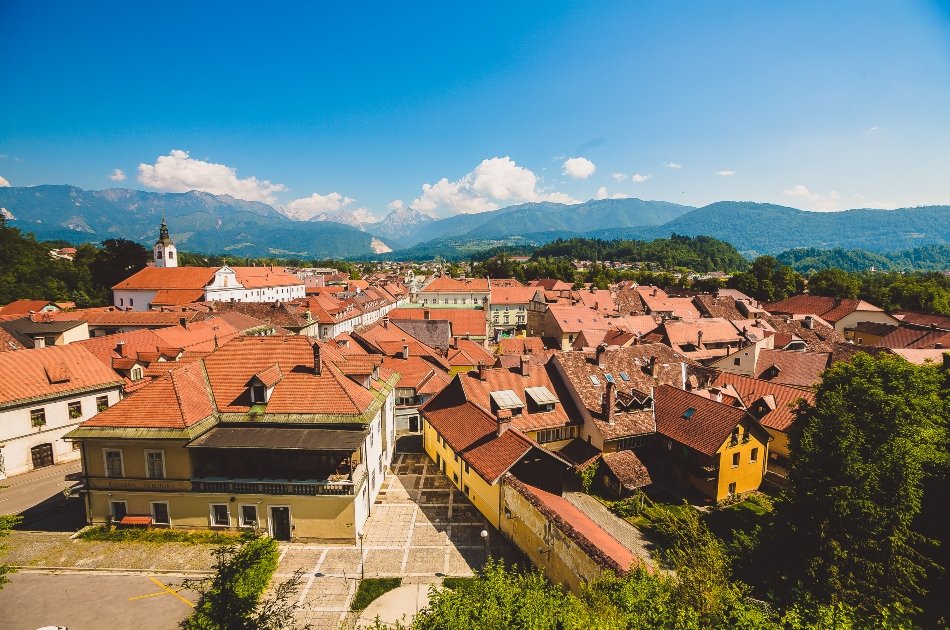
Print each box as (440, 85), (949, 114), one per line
(806, 268), (861, 298)
(90, 238), (148, 294)
(0, 514), (23, 590)
(728, 256), (804, 302)
(769, 353), (949, 617)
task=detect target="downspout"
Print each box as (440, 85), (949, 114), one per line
(80, 441), (92, 525)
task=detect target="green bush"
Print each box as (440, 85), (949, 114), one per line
(78, 526), (248, 545)
(441, 576), (475, 590)
(181, 536), (280, 630)
(351, 577), (402, 611)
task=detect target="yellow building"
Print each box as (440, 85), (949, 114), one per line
(421, 397), (570, 528)
(653, 384), (770, 503)
(66, 336), (398, 541)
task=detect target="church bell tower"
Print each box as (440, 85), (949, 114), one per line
(154, 214), (177, 268)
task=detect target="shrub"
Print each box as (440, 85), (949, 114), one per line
(351, 577), (402, 611)
(78, 525), (248, 545)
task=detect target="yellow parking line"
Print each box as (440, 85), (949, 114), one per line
(128, 577), (196, 608)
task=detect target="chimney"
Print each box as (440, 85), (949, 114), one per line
(116, 340), (126, 357)
(804, 315), (814, 330)
(496, 408), (513, 437)
(649, 355), (658, 377)
(651, 287), (657, 297)
(520, 355), (531, 377)
(595, 343), (608, 367)
(313, 343), (322, 375)
(382, 316), (389, 329)
(423, 309), (430, 320)
(602, 380), (616, 425)
(179, 317), (187, 327)
(402, 343), (410, 359)
(477, 362), (487, 380)
(697, 329), (704, 348)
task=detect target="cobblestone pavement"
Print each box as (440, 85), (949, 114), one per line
(562, 490), (656, 564)
(281, 452), (515, 629)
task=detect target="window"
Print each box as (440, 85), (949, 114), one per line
(464, 485), (470, 497)
(750, 447), (758, 462)
(538, 425), (579, 444)
(251, 385), (266, 403)
(119, 298), (124, 306)
(72, 441), (81, 451)
(616, 435), (648, 450)
(156, 250), (163, 259)
(464, 462), (470, 474)
(239, 504), (258, 528)
(732, 452), (740, 467)
(151, 502), (170, 526)
(68, 401), (82, 419)
(168, 250), (174, 259)
(129, 298), (134, 307)
(104, 449), (124, 477)
(453, 472), (459, 484)
(728, 482), (737, 496)
(131, 367), (143, 381)
(453, 452), (459, 463)
(210, 504), (230, 527)
(43, 336), (56, 347)
(145, 450), (165, 479)
(110, 501), (127, 520)
(733, 358), (741, 366)
(30, 408), (46, 427)
(96, 395), (110, 412)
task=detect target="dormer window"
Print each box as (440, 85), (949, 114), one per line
(250, 384), (267, 403)
(130, 367), (143, 381)
(490, 389), (525, 417)
(247, 364), (282, 405)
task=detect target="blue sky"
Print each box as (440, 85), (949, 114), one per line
(2, 1), (949, 220)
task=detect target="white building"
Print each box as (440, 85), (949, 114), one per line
(0, 345), (123, 478)
(153, 217), (178, 268)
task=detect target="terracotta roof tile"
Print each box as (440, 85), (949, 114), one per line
(388, 308), (488, 338)
(0, 344), (122, 407)
(754, 349), (830, 388)
(601, 450), (653, 491)
(710, 372), (813, 432)
(654, 385), (750, 456)
(765, 294), (883, 322)
(497, 337), (546, 356)
(421, 276), (490, 293)
(112, 267), (217, 290)
(0, 299), (60, 314)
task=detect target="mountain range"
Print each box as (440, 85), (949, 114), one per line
(0, 185), (947, 261)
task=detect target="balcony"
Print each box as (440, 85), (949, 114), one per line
(191, 464), (366, 497)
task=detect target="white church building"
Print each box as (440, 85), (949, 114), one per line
(111, 218), (306, 311)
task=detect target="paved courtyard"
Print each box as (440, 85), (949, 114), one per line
(278, 452), (515, 629)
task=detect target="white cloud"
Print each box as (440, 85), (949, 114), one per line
(664, 162), (683, 169)
(137, 149), (286, 203)
(387, 200), (404, 211)
(0, 175), (9, 187)
(595, 186), (630, 200)
(352, 208), (381, 223)
(781, 184), (895, 212)
(283, 192), (356, 220)
(868, 126), (880, 132)
(611, 172), (627, 182)
(631, 173), (652, 183)
(109, 168), (127, 182)
(410, 156), (578, 217)
(716, 170), (736, 177)
(562, 157), (596, 179)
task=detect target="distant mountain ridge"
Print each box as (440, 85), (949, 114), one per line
(0, 185), (384, 258)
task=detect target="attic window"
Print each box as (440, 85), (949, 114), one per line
(589, 376), (601, 386)
(490, 389), (524, 412)
(604, 373), (615, 383)
(682, 407), (696, 420)
(619, 372), (630, 382)
(250, 384), (267, 403)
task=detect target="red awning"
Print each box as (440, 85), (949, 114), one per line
(119, 515), (153, 526)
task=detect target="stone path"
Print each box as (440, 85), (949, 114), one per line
(281, 452), (516, 629)
(563, 491), (655, 564)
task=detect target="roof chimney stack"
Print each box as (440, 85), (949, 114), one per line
(116, 340), (126, 357)
(382, 316), (389, 329)
(697, 329), (704, 348)
(520, 355), (531, 377)
(602, 380), (616, 425)
(477, 362), (487, 380)
(313, 343), (322, 375)
(595, 343), (608, 367)
(649, 355), (658, 377)
(495, 408), (513, 436)
(402, 343), (410, 359)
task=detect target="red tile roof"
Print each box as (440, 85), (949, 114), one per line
(491, 286), (539, 305)
(388, 308), (488, 338)
(710, 371), (813, 432)
(112, 267), (217, 290)
(421, 276), (490, 293)
(0, 344), (123, 408)
(654, 385), (750, 456)
(82, 361), (214, 428)
(447, 339), (495, 367)
(497, 337), (546, 356)
(0, 299), (60, 315)
(754, 349), (830, 388)
(151, 289), (207, 305)
(600, 450), (653, 491)
(423, 400), (536, 483)
(765, 295), (883, 322)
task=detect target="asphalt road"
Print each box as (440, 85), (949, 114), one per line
(0, 461), (85, 531)
(0, 572), (199, 630)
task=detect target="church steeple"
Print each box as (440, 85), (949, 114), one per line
(154, 213), (177, 268)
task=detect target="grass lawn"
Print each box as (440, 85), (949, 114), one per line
(704, 493), (773, 541)
(351, 577), (403, 611)
(77, 525), (249, 545)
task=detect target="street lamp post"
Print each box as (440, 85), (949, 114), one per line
(480, 528), (489, 565)
(358, 531), (365, 580)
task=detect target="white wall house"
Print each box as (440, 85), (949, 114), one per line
(0, 345), (122, 478)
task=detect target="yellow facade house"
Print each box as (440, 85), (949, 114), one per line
(653, 384), (771, 503)
(66, 336), (398, 541)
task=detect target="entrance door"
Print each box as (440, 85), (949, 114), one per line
(270, 507), (291, 541)
(409, 416), (419, 433)
(31, 443), (54, 469)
